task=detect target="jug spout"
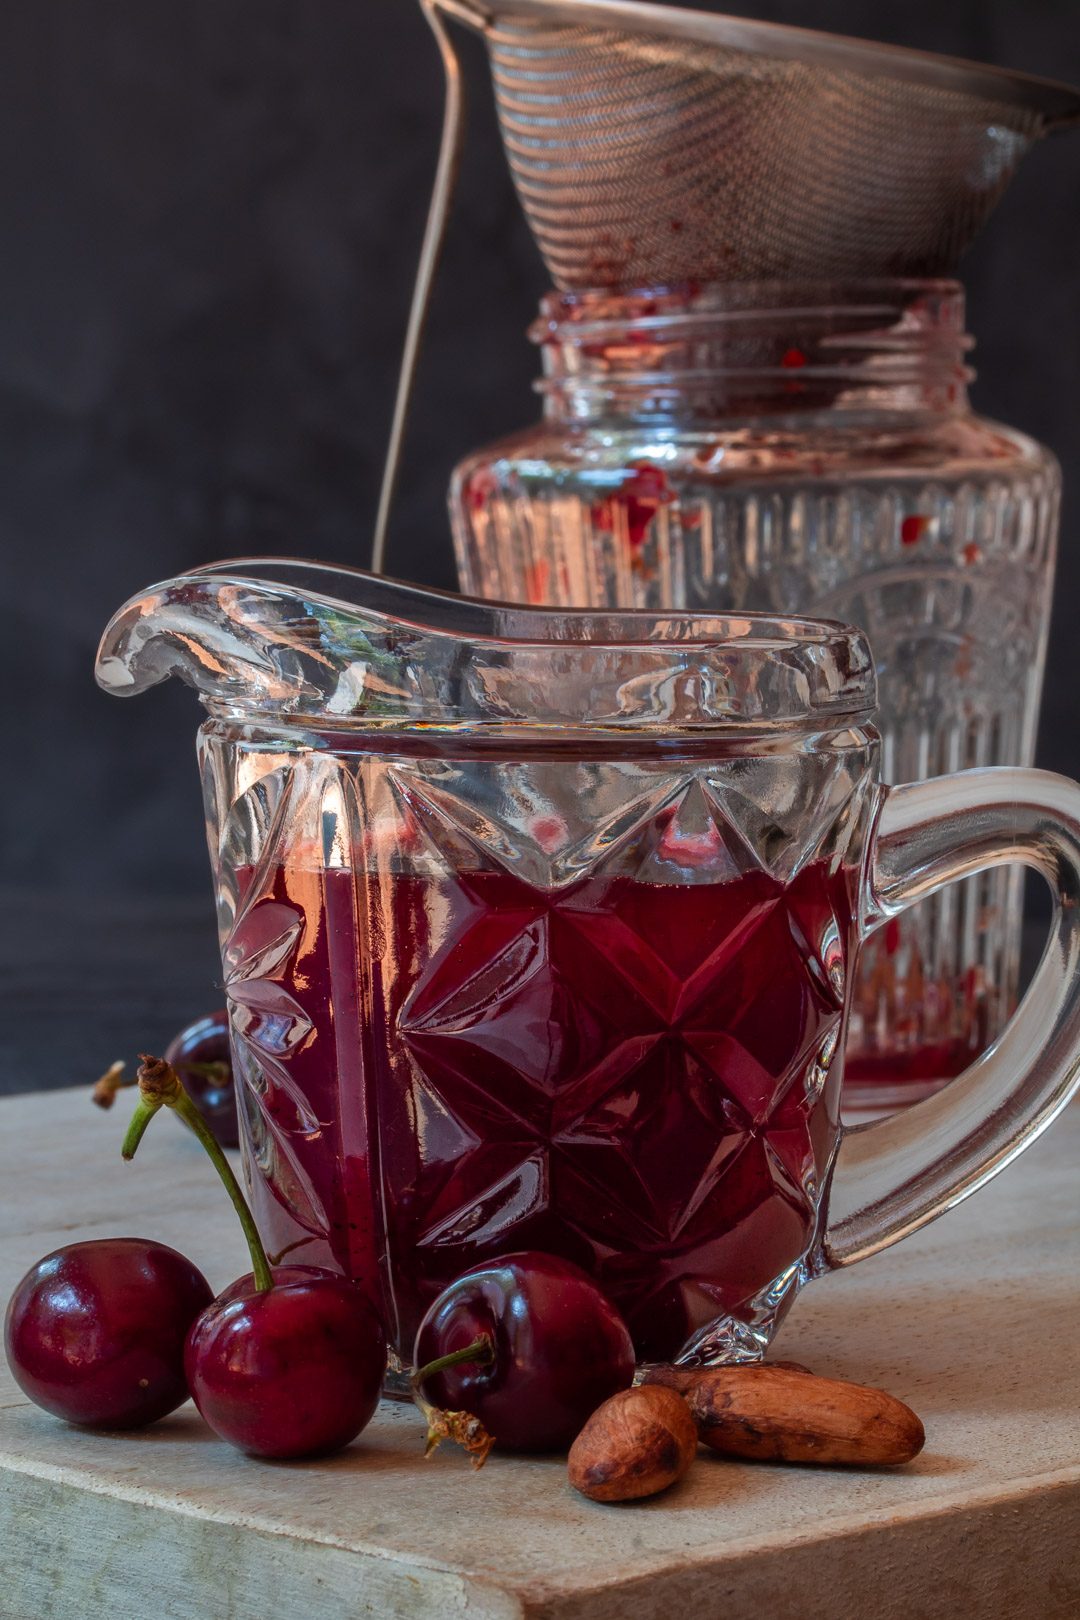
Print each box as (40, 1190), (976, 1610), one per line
(95, 559), (549, 722)
(96, 557), (876, 734)
(96, 563), (317, 708)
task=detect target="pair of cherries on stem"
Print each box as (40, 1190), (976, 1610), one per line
(6, 1056), (386, 1459)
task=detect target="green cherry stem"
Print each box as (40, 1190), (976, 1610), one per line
(122, 1054), (274, 1294)
(412, 1333), (496, 1390)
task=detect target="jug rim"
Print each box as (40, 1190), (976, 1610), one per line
(97, 556), (878, 735)
(192, 556), (862, 648)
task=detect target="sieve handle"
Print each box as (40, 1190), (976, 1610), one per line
(431, 0), (492, 23)
(824, 768), (1080, 1268)
(372, 0), (468, 574)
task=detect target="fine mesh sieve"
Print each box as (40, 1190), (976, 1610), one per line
(475, 3), (1080, 285)
(372, 0), (1079, 567)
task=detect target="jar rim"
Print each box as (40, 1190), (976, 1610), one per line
(540, 277), (963, 310)
(531, 280), (972, 419)
(533, 279), (968, 339)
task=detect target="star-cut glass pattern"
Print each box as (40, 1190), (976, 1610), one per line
(205, 746), (866, 1365)
(222, 889), (333, 1241)
(385, 771), (858, 1360)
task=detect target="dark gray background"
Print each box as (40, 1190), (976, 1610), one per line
(2, 1), (1079, 1088)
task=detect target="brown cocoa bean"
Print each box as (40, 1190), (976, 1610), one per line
(568, 1385), (698, 1503)
(644, 1365), (924, 1467)
(639, 1366), (699, 1396)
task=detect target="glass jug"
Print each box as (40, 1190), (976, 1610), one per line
(97, 560), (1080, 1371)
(450, 281), (1060, 1106)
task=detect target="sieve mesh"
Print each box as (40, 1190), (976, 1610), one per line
(475, 2), (1076, 286)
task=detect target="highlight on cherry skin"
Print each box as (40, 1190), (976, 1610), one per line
(4, 1238), (213, 1429)
(413, 1251), (637, 1454)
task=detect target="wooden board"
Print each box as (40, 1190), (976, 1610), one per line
(1, 1089), (1077, 1620)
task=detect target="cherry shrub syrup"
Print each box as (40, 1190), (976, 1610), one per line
(229, 856), (858, 1364)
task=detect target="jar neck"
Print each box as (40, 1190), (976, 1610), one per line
(532, 281), (974, 427)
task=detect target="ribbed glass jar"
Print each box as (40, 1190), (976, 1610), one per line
(450, 281), (1061, 1105)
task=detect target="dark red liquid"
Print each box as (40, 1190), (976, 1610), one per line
(227, 860), (857, 1363)
(843, 914), (999, 1100)
(843, 1039), (981, 1089)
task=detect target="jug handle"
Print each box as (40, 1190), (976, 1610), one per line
(823, 768), (1080, 1269)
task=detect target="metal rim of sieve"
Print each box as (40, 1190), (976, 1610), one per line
(436, 0), (1080, 121)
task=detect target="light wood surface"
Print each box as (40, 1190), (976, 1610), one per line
(1, 1088), (1077, 1620)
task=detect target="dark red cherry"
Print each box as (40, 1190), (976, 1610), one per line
(185, 1266), (387, 1459)
(5, 1239), (213, 1428)
(164, 1010), (239, 1148)
(413, 1252), (635, 1452)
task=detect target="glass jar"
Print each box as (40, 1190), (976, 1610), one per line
(450, 281), (1060, 1106)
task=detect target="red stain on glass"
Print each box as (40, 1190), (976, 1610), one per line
(657, 819), (727, 868)
(529, 814), (568, 854)
(466, 468), (500, 515)
(524, 560), (551, 603)
(953, 638), (975, 681)
(590, 461), (674, 549)
(901, 514), (933, 547)
(781, 347), (808, 397)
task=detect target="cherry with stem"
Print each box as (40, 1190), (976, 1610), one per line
(412, 1252), (637, 1459)
(124, 1055), (386, 1460)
